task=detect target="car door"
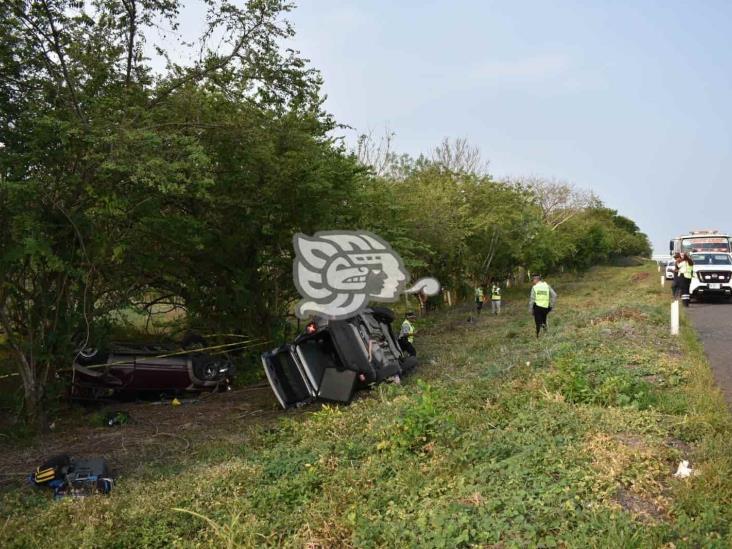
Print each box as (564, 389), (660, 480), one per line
(262, 345), (315, 409)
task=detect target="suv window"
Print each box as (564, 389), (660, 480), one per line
(691, 253), (732, 265)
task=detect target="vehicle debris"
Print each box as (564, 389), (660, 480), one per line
(673, 460), (696, 479)
(30, 455), (114, 498)
(104, 411), (130, 427)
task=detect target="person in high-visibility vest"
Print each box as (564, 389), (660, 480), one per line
(399, 311), (417, 357)
(529, 275), (557, 337)
(490, 282), (502, 315)
(679, 253), (694, 307)
(474, 285), (485, 315)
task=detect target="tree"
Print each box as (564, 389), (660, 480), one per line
(509, 176), (599, 231)
(430, 137), (488, 176)
(0, 0), (328, 428)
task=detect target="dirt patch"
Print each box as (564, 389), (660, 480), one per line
(664, 437), (692, 456)
(458, 492), (485, 507)
(591, 307), (649, 324)
(613, 433), (646, 448)
(641, 374), (663, 385)
(584, 433), (670, 520)
(614, 487), (665, 521)
(631, 272), (650, 283)
(0, 384), (289, 490)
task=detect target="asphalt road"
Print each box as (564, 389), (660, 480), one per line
(686, 299), (732, 408)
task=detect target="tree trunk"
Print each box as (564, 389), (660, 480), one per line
(22, 373), (47, 432)
(7, 338), (49, 431)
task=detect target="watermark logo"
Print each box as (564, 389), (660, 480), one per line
(293, 230), (440, 320)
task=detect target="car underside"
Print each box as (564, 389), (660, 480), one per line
(262, 307), (417, 408)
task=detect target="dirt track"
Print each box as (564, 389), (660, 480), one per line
(0, 384), (292, 489)
(686, 299), (732, 409)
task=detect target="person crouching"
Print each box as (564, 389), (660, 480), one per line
(399, 311), (417, 357)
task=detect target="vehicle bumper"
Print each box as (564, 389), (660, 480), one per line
(691, 280), (732, 297)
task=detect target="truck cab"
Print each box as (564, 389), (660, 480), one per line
(689, 253), (732, 301)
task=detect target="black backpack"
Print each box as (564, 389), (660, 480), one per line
(31, 455), (113, 497)
(32, 454), (71, 485)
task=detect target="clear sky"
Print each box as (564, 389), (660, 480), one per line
(178, 1), (732, 253)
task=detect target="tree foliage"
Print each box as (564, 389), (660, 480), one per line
(0, 0), (651, 427)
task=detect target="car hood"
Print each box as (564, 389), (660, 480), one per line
(694, 264), (732, 271)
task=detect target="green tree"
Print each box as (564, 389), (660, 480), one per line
(0, 0), (332, 427)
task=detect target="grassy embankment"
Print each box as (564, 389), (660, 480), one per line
(1, 263), (731, 547)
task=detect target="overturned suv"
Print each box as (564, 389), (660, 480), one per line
(262, 307), (417, 409)
(690, 252), (732, 301)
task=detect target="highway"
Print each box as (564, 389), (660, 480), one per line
(687, 300), (732, 409)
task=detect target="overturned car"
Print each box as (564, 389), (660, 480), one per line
(262, 307), (417, 409)
(72, 340), (234, 399)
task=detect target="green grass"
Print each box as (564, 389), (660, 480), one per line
(2, 264), (732, 547)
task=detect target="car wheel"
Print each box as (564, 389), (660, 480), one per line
(75, 346), (109, 366)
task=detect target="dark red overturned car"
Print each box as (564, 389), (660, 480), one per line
(72, 340), (234, 399)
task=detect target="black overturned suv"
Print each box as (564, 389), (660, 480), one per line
(262, 307), (417, 409)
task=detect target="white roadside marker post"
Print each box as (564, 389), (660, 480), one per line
(671, 300), (679, 336)
(661, 275), (665, 287)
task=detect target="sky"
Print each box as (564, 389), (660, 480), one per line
(175, 1), (732, 253)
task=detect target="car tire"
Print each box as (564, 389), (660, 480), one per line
(75, 346), (109, 366)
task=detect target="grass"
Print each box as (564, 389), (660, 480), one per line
(1, 264), (732, 547)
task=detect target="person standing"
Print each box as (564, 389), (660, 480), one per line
(680, 253), (694, 307)
(529, 275), (557, 337)
(474, 285), (485, 315)
(675, 253), (689, 301)
(671, 252), (682, 298)
(399, 311), (417, 357)
(490, 281), (502, 315)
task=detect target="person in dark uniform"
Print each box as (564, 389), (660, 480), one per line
(671, 252), (682, 298)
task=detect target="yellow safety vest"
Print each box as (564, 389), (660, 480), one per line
(475, 287), (484, 300)
(401, 319), (415, 343)
(491, 286), (501, 300)
(534, 281), (551, 308)
(684, 263), (693, 279)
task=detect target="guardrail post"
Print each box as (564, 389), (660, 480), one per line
(671, 300), (679, 335)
